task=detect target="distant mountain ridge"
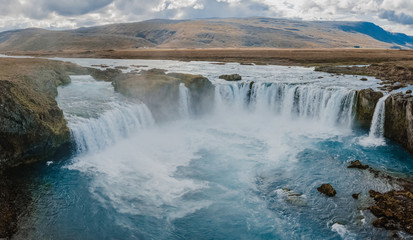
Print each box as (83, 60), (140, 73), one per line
(0, 17), (412, 51)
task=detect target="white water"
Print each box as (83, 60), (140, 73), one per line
(48, 60), (402, 239)
(359, 95), (389, 147)
(178, 83), (191, 118)
(69, 103), (154, 153)
(57, 75), (155, 154)
(215, 82), (355, 128)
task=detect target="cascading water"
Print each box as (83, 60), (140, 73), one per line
(178, 83), (191, 118)
(359, 94), (389, 147)
(15, 60), (413, 240)
(56, 75), (155, 154)
(215, 81), (356, 128)
(69, 103), (154, 153)
(369, 95), (389, 139)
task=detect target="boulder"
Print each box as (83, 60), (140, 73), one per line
(317, 183), (336, 197)
(348, 160), (369, 169)
(219, 74), (242, 81)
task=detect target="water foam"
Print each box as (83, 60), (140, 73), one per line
(69, 103), (154, 154)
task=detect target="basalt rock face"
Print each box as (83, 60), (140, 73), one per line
(0, 58), (87, 168)
(354, 88), (383, 128)
(384, 93), (413, 154)
(113, 69), (214, 121)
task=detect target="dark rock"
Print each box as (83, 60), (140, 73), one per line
(369, 189), (413, 234)
(389, 83), (408, 91)
(348, 160), (369, 169)
(114, 66), (128, 70)
(360, 77), (368, 81)
(384, 93), (413, 154)
(219, 74), (242, 81)
(355, 88), (383, 128)
(406, 90), (412, 94)
(317, 183), (336, 197)
(352, 193), (360, 199)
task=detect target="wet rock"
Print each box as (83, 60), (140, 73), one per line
(348, 160), (369, 169)
(88, 68), (122, 82)
(280, 188), (307, 207)
(219, 74), (242, 81)
(114, 66), (128, 70)
(355, 88), (384, 128)
(406, 90), (412, 94)
(369, 189), (413, 234)
(360, 77), (368, 81)
(317, 183), (336, 197)
(91, 64), (110, 68)
(384, 93), (413, 154)
(388, 83), (408, 91)
(352, 193), (360, 199)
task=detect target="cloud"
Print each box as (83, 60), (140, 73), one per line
(43, 0), (114, 16)
(1, 0), (413, 34)
(379, 10), (413, 25)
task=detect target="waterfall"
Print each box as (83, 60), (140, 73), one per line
(179, 83), (191, 118)
(69, 103), (154, 154)
(368, 95), (389, 139)
(214, 81), (356, 127)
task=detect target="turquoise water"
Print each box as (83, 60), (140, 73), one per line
(10, 60), (413, 240)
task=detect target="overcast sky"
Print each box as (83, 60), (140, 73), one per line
(1, 0), (413, 34)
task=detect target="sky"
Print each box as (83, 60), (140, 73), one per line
(1, 0), (413, 35)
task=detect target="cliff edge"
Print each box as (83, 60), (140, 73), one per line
(0, 58), (87, 168)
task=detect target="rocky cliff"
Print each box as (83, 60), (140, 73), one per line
(112, 69), (214, 121)
(355, 88), (413, 154)
(384, 93), (413, 154)
(0, 58), (87, 168)
(354, 89), (384, 128)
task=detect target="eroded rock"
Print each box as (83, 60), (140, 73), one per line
(369, 190), (413, 234)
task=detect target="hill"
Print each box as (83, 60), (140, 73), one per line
(0, 17), (412, 51)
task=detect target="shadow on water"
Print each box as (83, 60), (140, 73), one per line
(0, 143), (73, 239)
